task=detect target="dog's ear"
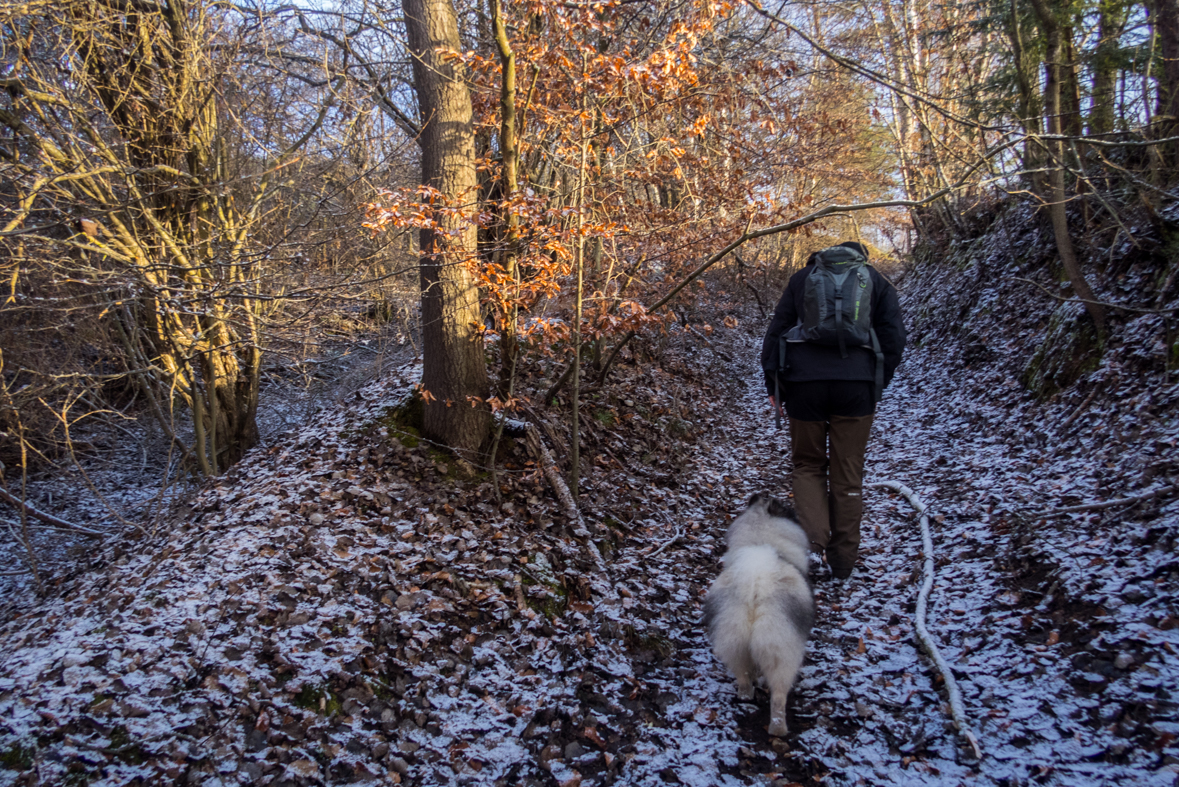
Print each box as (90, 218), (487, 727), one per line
(747, 492), (766, 508)
(767, 498), (797, 521)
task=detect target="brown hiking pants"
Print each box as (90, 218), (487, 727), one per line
(788, 414), (874, 578)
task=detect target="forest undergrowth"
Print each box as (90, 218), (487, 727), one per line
(1, 200), (1178, 786)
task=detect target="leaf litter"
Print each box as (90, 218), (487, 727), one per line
(1, 233), (1178, 785)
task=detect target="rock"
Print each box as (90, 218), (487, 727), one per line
(1115, 652), (1135, 670)
(308, 513), (325, 526)
(564, 741), (585, 759)
(389, 757), (411, 775)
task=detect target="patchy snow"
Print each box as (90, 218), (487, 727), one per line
(1, 216), (1177, 785)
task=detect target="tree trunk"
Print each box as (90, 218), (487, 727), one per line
(1147, 0), (1179, 168)
(1029, 0), (1107, 333)
(1090, 0), (1129, 136)
(405, 0), (491, 457)
(491, 0), (521, 399)
(1006, 0), (1045, 191)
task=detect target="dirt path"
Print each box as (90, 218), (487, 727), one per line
(1, 326), (1176, 786)
(617, 331), (1179, 787)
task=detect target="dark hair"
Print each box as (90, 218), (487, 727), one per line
(838, 241), (869, 259)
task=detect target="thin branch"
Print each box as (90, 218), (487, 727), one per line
(1042, 485), (1176, 516)
(869, 480), (982, 760)
(0, 487), (107, 537)
(644, 527), (684, 558)
(598, 148), (1014, 383)
(1012, 277), (1179, 314)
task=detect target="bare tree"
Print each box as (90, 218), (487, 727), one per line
(0, 0), (342, 475)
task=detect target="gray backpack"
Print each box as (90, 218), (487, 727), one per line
(773, 246), (884, 421)
(786, 246), (875, 355)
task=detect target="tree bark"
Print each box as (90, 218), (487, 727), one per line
(1090, 0), (1129, 136)
(491, 0), (521, 398)
(1029, 0), (1106, 333)
(1147, 0), (1179, 167)
(405, 0), (491, 457)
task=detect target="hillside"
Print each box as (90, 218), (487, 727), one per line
(1, 203), (1178, 786)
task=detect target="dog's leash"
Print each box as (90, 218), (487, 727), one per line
(869, 480), (983, 760)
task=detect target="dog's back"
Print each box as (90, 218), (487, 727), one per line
(704, 494), (814, 736)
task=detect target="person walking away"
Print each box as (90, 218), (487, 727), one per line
(760, 242), (906, 580)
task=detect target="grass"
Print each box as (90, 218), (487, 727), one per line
(292, 684), (342, 717)
(593, 408), (616, 428)
(0, 743), (34, 771)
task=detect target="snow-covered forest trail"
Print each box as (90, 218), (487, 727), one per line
(595, 331), (1179, 787)
(1, 318), (1177, 787)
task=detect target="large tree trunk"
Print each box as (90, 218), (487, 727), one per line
(405, 0), (491, 457)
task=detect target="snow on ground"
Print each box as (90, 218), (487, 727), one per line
(0, 298), (1177, 786)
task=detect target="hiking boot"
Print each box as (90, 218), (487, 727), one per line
(829, 564), (854, 581)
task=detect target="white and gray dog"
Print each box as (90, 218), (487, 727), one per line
(703, 493), (814, 737)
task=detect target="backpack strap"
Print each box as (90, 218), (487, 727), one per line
(870, 327), (884, 403)
(833, 270), (858, 359)
(834, 281), (846, 358)
(775, 334), (788, 430)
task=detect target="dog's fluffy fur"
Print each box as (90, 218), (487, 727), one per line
(703, 493), (814, 737)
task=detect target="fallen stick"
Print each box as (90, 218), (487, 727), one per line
(869, 480), (982, 760)
(644, 527), (684, 558)
(0, 487), (107, 537)
(1059, 385), (1100, 430)
(522, 423), (615, 595)
(523, 423), (590, 538)
(1042, 485), (1175, 516)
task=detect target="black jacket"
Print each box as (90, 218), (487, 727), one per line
(760, 263), (906, 395)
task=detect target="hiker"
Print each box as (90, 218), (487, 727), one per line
(761, 241), (906, 581)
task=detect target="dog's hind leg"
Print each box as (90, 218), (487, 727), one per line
(729, 648), (756, 700)
(753, 623), (808, 737)
(764, 650), (803, 736)
(766, 680), (792, 736)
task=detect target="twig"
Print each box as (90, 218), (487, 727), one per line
(1013, 277), (1179, 314)
(523, 423), (589, 537)
(644, 527), (684, 559)
(684, 325), (733, 362)
(521, 422), (620, 608)
(1041, 485), (1175, 516)
(1059, 385), (1100, 430)
(0, 486), (107, 536)
(869, 480), (982, 760)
